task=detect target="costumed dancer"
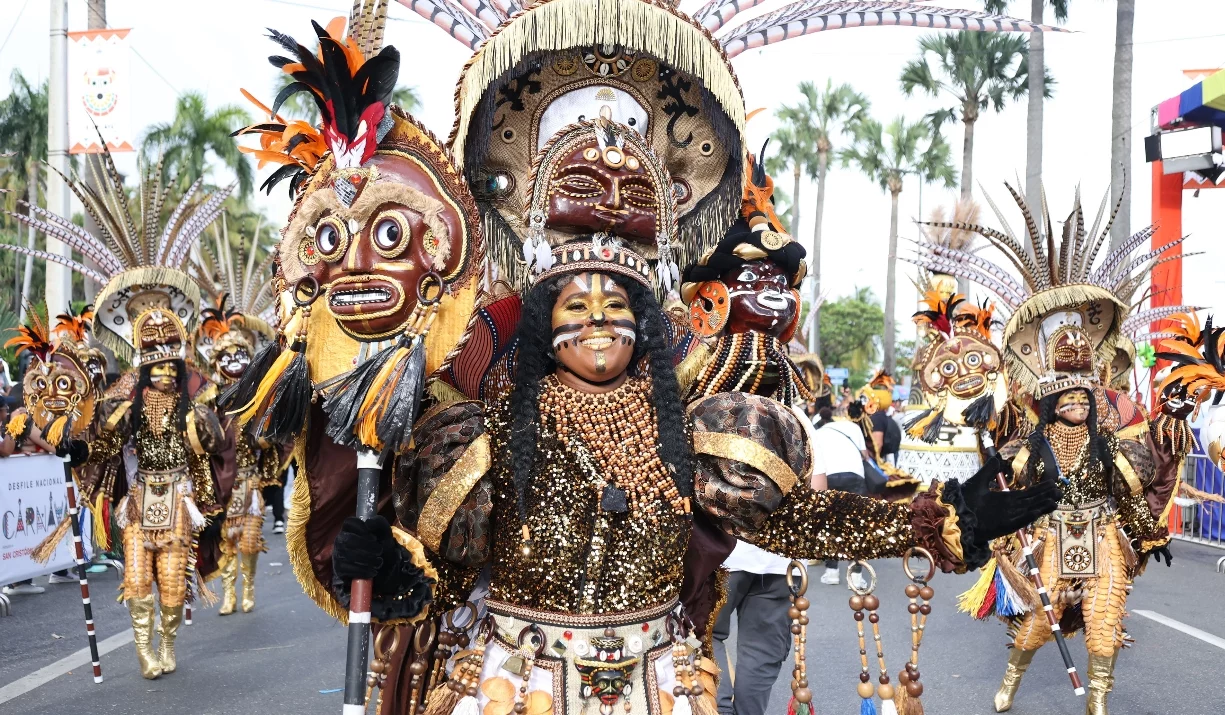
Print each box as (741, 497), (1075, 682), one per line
(4, 144), (230, 680)
(230, 2), (1064, 713)
(911, 184), (1183, 714)
(6, 308), (105, 682)
(899, 286), (1010, 482)
(197, 300), (278, 614)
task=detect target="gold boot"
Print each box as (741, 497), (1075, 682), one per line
(127, 595), (163, 680)
(217, 554), (238, 615)
(240, 552), (258, 613)
(994, 648), (1036, 712)
(157, 603), (184, 674)
(1085, 651), (1118, 715)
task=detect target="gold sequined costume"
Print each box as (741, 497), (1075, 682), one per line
(216, 428), (279, 614)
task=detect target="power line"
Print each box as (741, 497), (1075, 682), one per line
(131, 47), (179, 95)
(0, 0), (32, 59)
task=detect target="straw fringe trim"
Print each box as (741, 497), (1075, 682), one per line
(286, 433), (350, 624)
(95, 266), (202, 359)
(449, 0), (745, 172)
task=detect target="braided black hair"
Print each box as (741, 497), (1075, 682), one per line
(130, 359), (190, 433)
(508, 273), (693, 520)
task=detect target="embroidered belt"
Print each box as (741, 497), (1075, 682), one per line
(227, 466), (259, 518)
(1050, 498), (1109, 579)
(478, 598), (710, 715)
(137, 467), (187, 531)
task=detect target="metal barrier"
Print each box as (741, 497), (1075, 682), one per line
(1171, 453), (1225, 549)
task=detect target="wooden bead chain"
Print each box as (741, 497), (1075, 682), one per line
(786, 561), (812, 715)
(407, 621), (438, 712)
(510, 625), (545, 715)
(366, 625), (404, 701)
(447, 617), (494, 699)
(897, 548), (937, 707)
(432, 603), (476, 696)
(848, 562), (895, 707)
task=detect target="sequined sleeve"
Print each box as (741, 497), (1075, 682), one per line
(87, 400), (130, 467)
(394, 400), (493, 569)
(689, 392), (976, 570)
(1114, 437), (1168, 550)
(189, 451), (222, 517)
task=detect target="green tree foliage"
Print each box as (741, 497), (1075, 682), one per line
(819, 287), (884, 375)
(140, 91), (254, 198)
(0, 70), (49, 318)
(899, 31), (1050, 200)
(840, 116), (955, 373)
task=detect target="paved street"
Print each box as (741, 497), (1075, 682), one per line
(1, 522), (1222, 715)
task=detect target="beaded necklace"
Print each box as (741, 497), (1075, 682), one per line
(538, 375), (686, 516)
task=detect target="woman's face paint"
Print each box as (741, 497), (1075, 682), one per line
(550, 272), (637, 392)
(1055, 388), (1091, 426)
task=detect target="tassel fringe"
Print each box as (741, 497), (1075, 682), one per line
(45, 416), (68, 447)
(92, 492), (111, 551)
(219, 337), (283, 413)
(422, 682), (461, 715)
(957, 558), (998, 618)
(31, 515), (72, 564)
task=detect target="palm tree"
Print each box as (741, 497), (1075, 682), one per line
(0, 70), (48, 321)
(985, 1), (1069, 216)
(777, 80), (869, 354)
(765, 123), (813, 238)
(840, 116), (956, 372)
(141, 92), (254, 197)
(900, 31), (1049, 202)
(1109, 0), (1133, 249)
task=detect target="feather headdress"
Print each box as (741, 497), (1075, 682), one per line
(908, 183), (1195, 398)
(0, 141), (222, 359)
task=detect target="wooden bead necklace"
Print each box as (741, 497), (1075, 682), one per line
(539, 375), (685, 515)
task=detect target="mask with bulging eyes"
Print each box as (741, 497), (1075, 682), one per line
(919, 334), (1002, 400)
(720, 259), (799, 339)
(216, 345), (252, 382)
(25, 360), (89, 422)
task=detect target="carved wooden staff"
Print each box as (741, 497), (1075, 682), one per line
(343, 448), (382, 714)
(61, 457), (103, 683)
(980, 432), (1084, 697)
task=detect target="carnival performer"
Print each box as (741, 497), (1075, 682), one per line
(4, 144), (230, 680)
(197, 302), (279, 615)
(912, 184), (1181, 715)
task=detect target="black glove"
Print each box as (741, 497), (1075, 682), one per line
(332, 516), (400, 588)
(960, 454), (1063, 544)
(56, 440), (89, 468)
(1149, 545), (1173, 567)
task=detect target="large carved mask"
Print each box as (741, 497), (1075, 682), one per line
(24, 353), (92, 430)
(281, 110), (482, 342)
(917, 333), (1002, 400)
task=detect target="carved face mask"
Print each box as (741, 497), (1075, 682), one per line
(545, 138), (659, 242)
(1055, 389), (1091, 426)
(919, 334), (1002, 400)
(24, 357), (89, 425)
(550, 273), (637, 388)
(721, 259), (799, 339)
(150, 362), (179, 393)
(216, 344), (251, 382)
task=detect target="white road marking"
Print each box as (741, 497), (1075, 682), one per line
(1133, 610), (1225, 650)
(0, 629), (133, 704)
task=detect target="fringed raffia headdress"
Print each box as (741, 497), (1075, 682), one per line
(189, 214), (277, 363)
(909, 182), (1194, 399)
(0, 141), (222, 361)
(401, 0), (1057, 287)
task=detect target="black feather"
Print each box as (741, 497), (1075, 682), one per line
(374, 336), (428, 454)
(921, 411), (946, 444)
(322, 341), (401, 448)
(961, 393), (996, 431)
(260, 165), (306, 196)
(255, 345), (310, 444)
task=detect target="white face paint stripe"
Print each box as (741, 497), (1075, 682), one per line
(553, 330), (584, 349)
(613, 326), (636, 341)
(572, 274), (589, 292)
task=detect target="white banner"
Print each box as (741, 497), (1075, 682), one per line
(67, 28), (133, 154)
(0, 454), (92, 584)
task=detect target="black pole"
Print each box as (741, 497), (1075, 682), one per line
(62, 458), (103, 683)
(342, 449), (382, 713)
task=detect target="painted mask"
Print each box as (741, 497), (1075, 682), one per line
(216, 343), (252, 382)
(721, 259), (799, 339)
(544, 136), (659, 242)
(23, 355), (90, 427)
(550, 272), (637, 386)
(133, 308), (189, 366)
(918, 334), (1002, 400)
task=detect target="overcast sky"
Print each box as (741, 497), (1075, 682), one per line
(1, 0), (1221, 331)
